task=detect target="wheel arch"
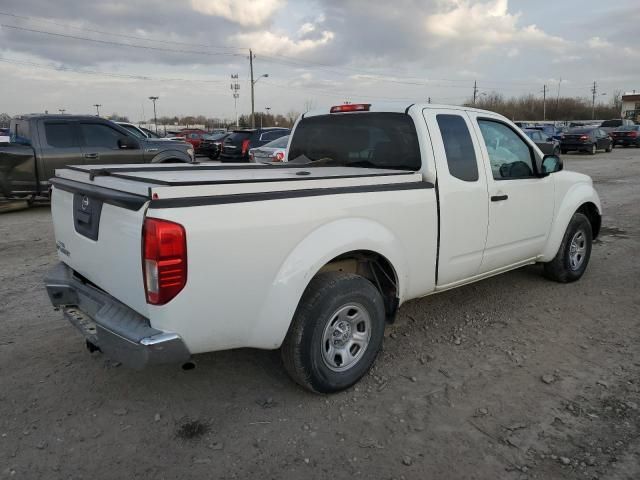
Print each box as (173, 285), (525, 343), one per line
(248, 218), (408, 349)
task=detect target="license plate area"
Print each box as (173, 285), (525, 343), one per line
(73, 193), (103, 241)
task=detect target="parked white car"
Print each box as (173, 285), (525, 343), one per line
(249, 135), (289, 163)
(45, 102), (601, 393)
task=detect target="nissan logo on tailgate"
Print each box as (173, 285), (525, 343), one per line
(81, 196), (90, 211)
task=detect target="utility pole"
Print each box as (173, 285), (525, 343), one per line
(231, 74), (240, 128)
(249, 49), (255, 128)
(93, 104), (102, 116)
(542, 85), (547, 121)
(473, 81), (478, 105)
(591, 81), (597, 120)
(148, 96), (159, 133)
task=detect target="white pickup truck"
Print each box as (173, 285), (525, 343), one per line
(45, 103), (601, 393)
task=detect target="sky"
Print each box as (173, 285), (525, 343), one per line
(0, 0), (638, 121)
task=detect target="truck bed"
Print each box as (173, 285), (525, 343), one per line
(54, 163), (424, 204)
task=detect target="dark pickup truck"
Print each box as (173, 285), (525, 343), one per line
(1, 115), (194, 199)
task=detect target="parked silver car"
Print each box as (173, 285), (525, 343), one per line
(249, 135), (289, 163)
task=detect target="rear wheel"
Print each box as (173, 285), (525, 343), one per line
(589, 143), (597, 155)
(281, 272), (386, 393)
(543, 213), (592, 283)
(606, 142), (613, 153)
(561, 148), (568, 155)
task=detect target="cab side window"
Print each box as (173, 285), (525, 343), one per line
(437, 114), (478, 182)
(478, 120), (535, 180)
(80, 123), (125, 149)
(44, 122), (78, 148)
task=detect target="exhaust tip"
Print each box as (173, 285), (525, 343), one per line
(181, 361), (196, 371)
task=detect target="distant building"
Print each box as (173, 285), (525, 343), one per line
(621, 91), (640, 122)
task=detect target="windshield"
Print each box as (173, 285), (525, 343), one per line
(263, 135), (289, 148)
(287, 113), (421, 170)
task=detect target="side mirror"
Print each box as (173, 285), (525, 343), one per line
(118, 137), (139, 149)
(541, 154), (563, 175)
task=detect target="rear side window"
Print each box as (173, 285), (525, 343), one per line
(44, 123), (78, 148)
(260, 130), (288, 142)
(436, 114), (478, 181)
(288, 113), (421, 170)
(80, 123), (125, 149)
(600, 120), (622, 128)
(264, 135), (289, 148)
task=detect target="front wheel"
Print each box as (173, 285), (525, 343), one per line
(606, 142), (613, 153)
(281, 272), (386, 393)
(543, 213), (593, 283)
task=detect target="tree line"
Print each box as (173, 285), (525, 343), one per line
(466, 91), (623, 121)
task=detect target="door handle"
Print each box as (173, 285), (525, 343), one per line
(491, 194), (508, 202)
(84, 153), (99, 159)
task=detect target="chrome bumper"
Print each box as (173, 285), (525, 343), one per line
(44, 262), (190, 369)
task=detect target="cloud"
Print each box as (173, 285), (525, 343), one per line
(232, 29), (335, 56)
(189, 0), (285, 26)
(588, 37), (612, 49)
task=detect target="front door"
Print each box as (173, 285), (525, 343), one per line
(470, 114), (555, 273)
(423, 108), (489, 286)
(78, 122), (143, 165)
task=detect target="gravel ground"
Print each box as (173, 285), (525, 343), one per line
(1, 147), (639, 480)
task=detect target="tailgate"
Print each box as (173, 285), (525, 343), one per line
(50, 178), (150, 317)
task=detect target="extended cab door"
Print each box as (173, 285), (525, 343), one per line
(423, 108), (489, 286)
(469, 114), (555, 272)
(37, 120), (84, 181)
(78, 121), (143, 165)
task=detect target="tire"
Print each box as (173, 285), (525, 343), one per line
(553, 147), (561, 156)
(589, 144), (597, 155)
(281, 272), (386, 393)
(561, 149), (567, 155)
(543, 213), (593, 283)
(606, 142), (613, 153)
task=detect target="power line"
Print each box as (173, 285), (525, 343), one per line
(0, 56), (225, 84)
(0, 24), (244, 58)
(0, 11), (245, 52)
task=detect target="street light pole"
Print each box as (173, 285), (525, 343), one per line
(58, 109), (66, 115)
(264, 106), (271, 129)
(148, 96), (159, 134)
(93, 104), (102, 116)
(249, 50), (269, 129)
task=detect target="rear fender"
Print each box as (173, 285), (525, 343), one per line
(249, 218), (407, 348)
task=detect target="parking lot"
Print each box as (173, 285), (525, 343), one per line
(0, 147), (638, 479)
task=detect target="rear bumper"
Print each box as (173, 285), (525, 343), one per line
(44, 262), (191, 369)
(561, 143), (591, 150)
(612, 138), (639, 145)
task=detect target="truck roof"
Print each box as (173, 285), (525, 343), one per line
(13, 114), (111, 122)
(304, 102), (495, 118)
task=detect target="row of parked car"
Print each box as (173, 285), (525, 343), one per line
(137, 125), (292, 163)
(518, 119), (640, 155)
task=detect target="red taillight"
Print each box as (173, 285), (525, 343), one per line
(142, 218), (187, 305)
(627, 131), (638, 137)
(241, 139), (250, 156)
(330, 103), (371, 113)
(273, 151), (285, 162)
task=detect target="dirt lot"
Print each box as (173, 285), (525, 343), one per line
(1, 148), (639, 480)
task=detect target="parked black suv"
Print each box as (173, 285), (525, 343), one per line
(219, 128), (290, 162)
